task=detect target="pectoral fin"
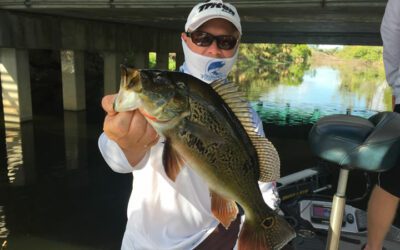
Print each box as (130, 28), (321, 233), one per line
(184, 120), (224, 145)
(162, 139), (185, 182)
(210, 190), (239, 229)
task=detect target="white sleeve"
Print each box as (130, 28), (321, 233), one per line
(259, 181), (280, 210)
(251, 108), (265, 137)
(251, 108), (280, 210)
(98, 132), (150, 173)
(381, 0), (400, 104)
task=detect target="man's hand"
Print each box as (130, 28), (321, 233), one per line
(102, 94), (159, 166)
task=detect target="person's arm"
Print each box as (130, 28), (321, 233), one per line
(381, 0), (400, 108)
(98, 132), (151, 173)
(98, 94), (159, 171)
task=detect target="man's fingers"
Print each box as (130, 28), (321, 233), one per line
(102, 94), (117, 114)
(145, 122), (158, 139)
(104, 111), (134, 140)
(130, 110), (148, 134)
(146, 134), (160, 148)
(142, 122), (159, 148)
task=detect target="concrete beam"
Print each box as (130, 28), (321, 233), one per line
(176, 51), (184, 69)
(103, 51), (124, 95)
(156, 51), (169, 70)
(0, 10), (181, 52)
(244, 32), (383, 45)
(0, 1), (387, 9)
(133, 51), (149, 69)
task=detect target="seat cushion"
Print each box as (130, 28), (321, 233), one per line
(309, 112), (400, 172)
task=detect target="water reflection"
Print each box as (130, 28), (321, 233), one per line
(0, 206), (9, 248)
(0, 106), (131, 249)
(246, 66), (390, 125)
(4, 122), (22, 184)
(3, 122), (36, 186)
(64, 111), (87, 170)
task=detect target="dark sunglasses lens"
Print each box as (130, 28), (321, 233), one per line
(190, 31), (237, 50)
(217, 36), (237, 50)
(191, 32), (213, 47)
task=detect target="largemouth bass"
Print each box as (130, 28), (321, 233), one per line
(114, 66), (296, 250)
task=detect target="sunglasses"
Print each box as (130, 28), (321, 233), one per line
(186, 31), (239, 50)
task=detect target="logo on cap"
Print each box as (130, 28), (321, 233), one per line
(198, 2), (235, 16)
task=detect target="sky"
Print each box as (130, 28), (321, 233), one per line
(314, 44), (344, 50)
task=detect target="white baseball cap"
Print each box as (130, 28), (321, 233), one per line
(185, 0), (242, 35)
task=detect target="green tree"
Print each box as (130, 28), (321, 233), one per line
(149, 52), (156, 69)
(335, 46), (383, 63)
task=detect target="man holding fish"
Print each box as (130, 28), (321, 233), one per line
(99, 1), (295, 249)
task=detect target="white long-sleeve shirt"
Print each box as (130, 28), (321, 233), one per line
(381, 0), (400, 104)
(98, 80), (279, 250)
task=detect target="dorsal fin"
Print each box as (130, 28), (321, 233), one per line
(211, 80), (280, 182)
(250, 136), (280, 181)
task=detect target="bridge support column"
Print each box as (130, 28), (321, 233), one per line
(0, 48), (33, 122)
(133, 51), (149, 69)
(103, 51), (124, 95)
(61, 50), (86, 111)
(156, 51), (169, 70)
(0, 48), (35, 186)
(176, 51), (184, 70)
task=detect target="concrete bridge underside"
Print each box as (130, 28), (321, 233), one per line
(0, 0), (388, 45)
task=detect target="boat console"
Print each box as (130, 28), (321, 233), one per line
(277, 112), (400, 249)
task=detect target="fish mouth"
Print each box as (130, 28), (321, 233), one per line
(113, 66), (143, 112)
(113, 89), (142, 112)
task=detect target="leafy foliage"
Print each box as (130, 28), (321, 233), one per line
(148, 52), (176, 70)
(149, 52), (156, 69)
(335, 46), (383, 62)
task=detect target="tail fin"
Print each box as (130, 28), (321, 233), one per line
(238, 213), (296, 250)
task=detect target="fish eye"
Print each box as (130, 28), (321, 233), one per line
(176, 82), (185, 89)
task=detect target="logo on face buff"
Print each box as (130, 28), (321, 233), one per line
(202, 61), (226, 81)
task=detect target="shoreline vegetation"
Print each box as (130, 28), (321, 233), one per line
(312, 47), (391, 112)
(229, 44), (392, 113)
(311, 48), (383, 69)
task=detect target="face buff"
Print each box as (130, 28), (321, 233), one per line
(181, 39), (238, 83)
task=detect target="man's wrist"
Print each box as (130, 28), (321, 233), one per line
(121, 147), (148, 167)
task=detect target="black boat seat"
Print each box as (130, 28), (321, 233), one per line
(309, 112), (400, 172)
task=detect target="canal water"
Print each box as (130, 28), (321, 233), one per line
(252, 66), (387, 125)
(0, 49), (395, 249)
